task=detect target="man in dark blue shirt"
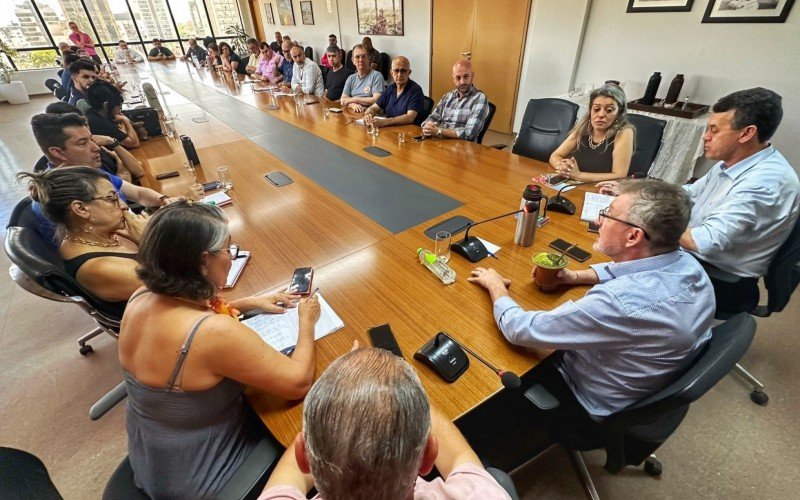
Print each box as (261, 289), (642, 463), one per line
(363, 56), (424, 127)
(280, 40), (294, 83)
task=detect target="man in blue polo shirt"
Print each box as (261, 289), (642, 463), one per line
(363, 56), (424, 127)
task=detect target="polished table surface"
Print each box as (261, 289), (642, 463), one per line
(120, 61), (607, 446)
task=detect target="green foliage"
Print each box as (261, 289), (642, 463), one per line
(0, 39), (18, 84)
(224, 25), (249, 57)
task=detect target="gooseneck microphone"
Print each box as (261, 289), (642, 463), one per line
(547, 172), (647, 215)
(445, 334), (521, 389)
(451, 202), (537, 262)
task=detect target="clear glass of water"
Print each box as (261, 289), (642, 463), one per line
(323, 107), (330, 119)
(163, 119), (175, 139)
(435, 231), (452, 263)
(216, 166), (233, 191)
(397, 132), (406, 144)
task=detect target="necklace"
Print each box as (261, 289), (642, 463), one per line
(64, 234), (120, 247)
(170, 295), (241, 318)
(588, 134), (606, 150)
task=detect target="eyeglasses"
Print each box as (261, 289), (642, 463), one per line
(90, 193), (120, 204)
(353, 54), (368, 59)
(221, 244), (240, 260)
(598, 207), (650, 240)
(391, 68), (409, 74)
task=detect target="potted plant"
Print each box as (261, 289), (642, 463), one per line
(0, 40), (29, 104)
(224, 25), (249, 57)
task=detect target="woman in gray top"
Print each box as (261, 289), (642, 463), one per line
(119, 201), (320, 498)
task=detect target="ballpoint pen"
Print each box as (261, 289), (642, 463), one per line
(487, 251), (499, 260)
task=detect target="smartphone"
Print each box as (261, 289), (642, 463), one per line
(155, 171), (179, 180)
(549, 238), (592, 262)
(202, 181), (220, 191)
(328, 107), (343, 113)
(290, 267), (314, 295)
(548, 175), (568, 185)
(368, 324), (403, 358)
(412, 135), (426, 142)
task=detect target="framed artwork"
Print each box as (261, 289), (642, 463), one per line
(300, 1), (315, 25)
(356, 0), (404, 36)
(276, 0), (295, 26)
(627, 0), (695, 12)
(265, 3), (275, 25)
(702, 0), (795, 22)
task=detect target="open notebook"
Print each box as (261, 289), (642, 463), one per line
(241, 294), (344, 354)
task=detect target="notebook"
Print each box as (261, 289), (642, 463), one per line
(224, 251), (249, 288)
(580, 192), (615, 222)
(202, 191), (232, 206)
(241, 294), (344, 353)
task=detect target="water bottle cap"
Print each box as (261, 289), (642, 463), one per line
(424, 252), (438, 264)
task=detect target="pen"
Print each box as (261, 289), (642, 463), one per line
(488, 251), (499, 260)
(311, 287), (320, 296)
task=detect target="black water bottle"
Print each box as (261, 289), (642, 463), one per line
(664, 74), (684, 105)
(641, 72), (662, 106)
(181, 135), (200, 165)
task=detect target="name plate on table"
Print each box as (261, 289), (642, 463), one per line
(363, 146), (391, 157)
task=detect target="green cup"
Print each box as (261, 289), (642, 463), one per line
(532, 252), (568, 292)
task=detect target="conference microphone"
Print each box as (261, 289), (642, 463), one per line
(451, 202), (538, 262)
(547, 171), (647, 215)
(445, 334), (521, 389)
(141, 82), (163, 113)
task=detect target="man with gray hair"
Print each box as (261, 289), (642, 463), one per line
(469, 179), (715, 422)
(258, 348), (512, 499)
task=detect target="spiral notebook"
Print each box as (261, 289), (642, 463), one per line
(241, 294), (344, 353)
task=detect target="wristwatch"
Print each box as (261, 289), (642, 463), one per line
(436, 127), (443, 139)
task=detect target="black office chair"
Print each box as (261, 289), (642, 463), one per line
(476, 101), (497, 144)
(379, 52), (391, 80)
(0, 447), (62, 499)
(304, 46), (313, 61)
(4, 225), (120, 355)
(627, 113), (666, 177)
(506, 98), (579, 161)
(703, 215), (800, 405)
(345, 49), (355, 71)
(524, 313), (756, 499)
(419, 96), (435, 123)
(44, 78), (66, 100)
(102, 436), (280, 500)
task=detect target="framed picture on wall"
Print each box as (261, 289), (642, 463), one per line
(627, 0), (694, 12)
(265, 3), (276, 25)
(276, 0), (295, 26)
(356, 0), (404, 36)
(702, 0), (795, 22)
(300, 1), (314, 25)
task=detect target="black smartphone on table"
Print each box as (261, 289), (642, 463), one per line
(548, 175), (568, 185)
(549, 238), (592, 262)
(368, 323), (403, 358)
(290, 267), (314, 295)
(411, 135), (426, 142)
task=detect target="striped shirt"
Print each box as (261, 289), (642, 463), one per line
(493, 250), (714, 417)
(423, 86), (489, 142)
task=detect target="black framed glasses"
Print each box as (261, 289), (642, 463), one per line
(90, 193), (120, 204)
(391, 68), (410, 74)
(598, 207), (650, 240)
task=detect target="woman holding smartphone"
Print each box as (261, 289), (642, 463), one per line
(119, 201), (320, 498)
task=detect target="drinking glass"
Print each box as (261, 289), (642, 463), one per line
(163, 119), (175, 139)
(323, 107), (330, 119)
(435, 231), (452, 264)
(216, 166), (233, 191)
(397, 132), (406, 144)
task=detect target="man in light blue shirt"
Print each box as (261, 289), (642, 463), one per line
(469, 179), (715, 418)
(340, 44), (384, 113)
(682, 88), (799, 312)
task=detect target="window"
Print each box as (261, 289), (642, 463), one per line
(0, 0), (243, 69)
(128, 0), (177, 42)
(206, 0), (243, 38)
(169, 1), (213, 40)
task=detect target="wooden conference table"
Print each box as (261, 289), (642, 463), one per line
(122, 61), (607, 447)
